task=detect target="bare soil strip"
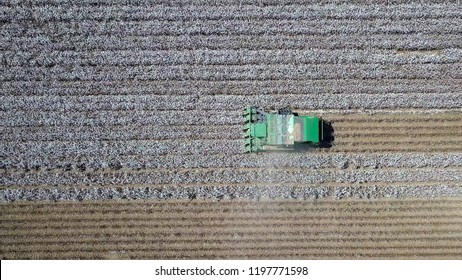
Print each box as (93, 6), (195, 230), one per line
(1, 198), (461, 259)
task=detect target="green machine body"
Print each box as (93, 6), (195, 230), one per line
(243, 106), (324, 153)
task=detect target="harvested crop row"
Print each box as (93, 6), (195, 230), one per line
(4, 34), (461, 52)
(335, 137), (462, 145)
(5, 250), (460, 260)
(2, 79), (461, 97)
(331, 145), (461, 153)
(5, 209), (462, 222)
(4, 245), (462, 260)
(334, 123), (462, 129)
(1, 198), (462, 259)
(4, 241), (462, 257)
(325, 112), (462, 122)
(4, 234), (462, 248)
(3, 3), (460, 22)
(4, 48), (461, 67)
(335, 131), (462, 137)
(4, 234), (462, 249)
(5, 198), (462, 212)
(4, 207), (462, 223)
(4, 250), (461, 260)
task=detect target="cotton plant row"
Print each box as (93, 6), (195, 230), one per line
(2, 78), (459, 96)
(0, 94), (199, 111)
(0, 110), (242, 127)
(195, 93), (462, 110)
(1, 139), (243, 162)
(2, 152), (462, 172)
(4, 18), (461, 37)
(2, 2), (458, 22)
(3, 48), (461, 67)
(2, 122), (458, 141)
(1, 168), (461, 187)
(2, 184), (462, 202)
(3, 34), (459, 52)
(3, 0), (449, 7)
(3, 93), (461, 112)
(0, 124), (240, 141)
(3, 63), (460, 82)
(0, 93), (460, 125)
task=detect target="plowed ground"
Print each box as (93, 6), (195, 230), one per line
(1, 199), (462, 259)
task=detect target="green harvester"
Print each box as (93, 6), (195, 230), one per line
(243, 106), (324, 153)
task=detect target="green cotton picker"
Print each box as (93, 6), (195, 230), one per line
(243, 106), (324, 153)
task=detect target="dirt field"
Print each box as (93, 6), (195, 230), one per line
(2, 199), (462, 259)
(1, 0), (461, 259)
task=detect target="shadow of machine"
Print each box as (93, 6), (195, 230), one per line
(320, 120), (334, 148)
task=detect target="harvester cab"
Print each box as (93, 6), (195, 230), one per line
(243, 106), (324, 153)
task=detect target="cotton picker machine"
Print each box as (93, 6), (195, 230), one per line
(243, 106), (326, 153)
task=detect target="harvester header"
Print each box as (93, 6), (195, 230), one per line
(243, 106), (324, 153)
